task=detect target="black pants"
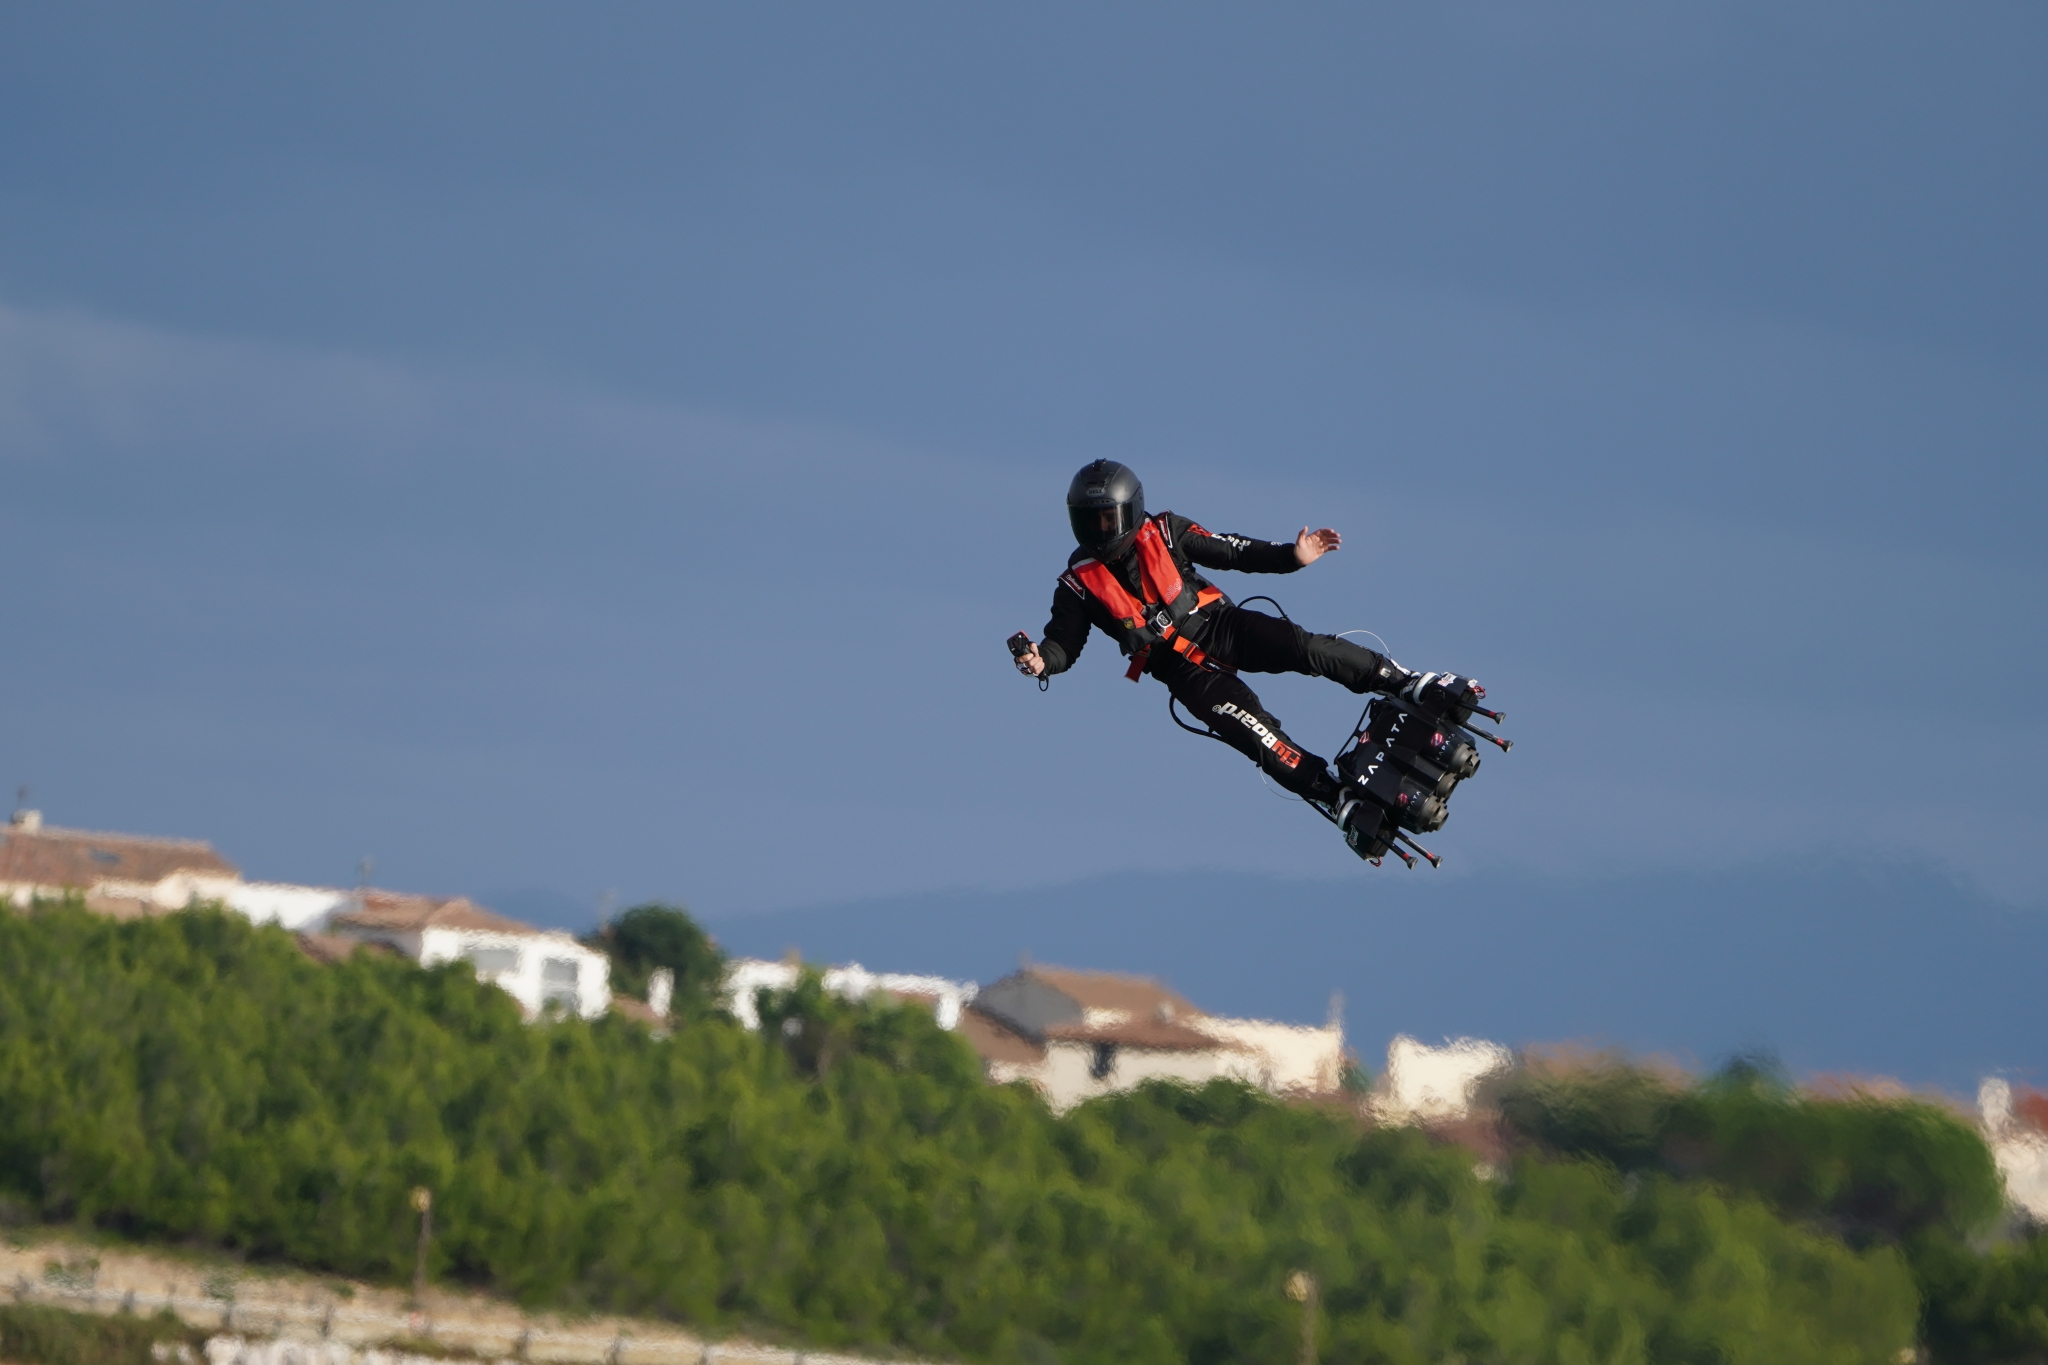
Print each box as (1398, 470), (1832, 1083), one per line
(1155, 607), (1387, 800)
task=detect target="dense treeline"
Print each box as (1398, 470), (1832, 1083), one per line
(0, 902), (2032, 1362)
(1492, 1054), (2048, 1362)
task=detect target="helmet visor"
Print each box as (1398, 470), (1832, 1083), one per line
(1069, 501), (1139, 553)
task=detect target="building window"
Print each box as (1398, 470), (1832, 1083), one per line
(463, 946), (521, 977)
(1089, 1042), (1117, 1080)
(541, 957), (580, 1009)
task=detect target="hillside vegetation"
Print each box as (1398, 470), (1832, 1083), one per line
(0, 902), (2039, 1363)
(0, 1302), (195, 1365)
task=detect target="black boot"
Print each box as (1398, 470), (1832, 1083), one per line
(1301, 634), (1409, 695)
(1334, 788), (1391, 861)
(1308, 768), (1392, 862)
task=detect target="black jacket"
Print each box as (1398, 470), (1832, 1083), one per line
(1037, 512), (1301, 677)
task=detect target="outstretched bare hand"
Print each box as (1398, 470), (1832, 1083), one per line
(1295, 527), (1342, 566)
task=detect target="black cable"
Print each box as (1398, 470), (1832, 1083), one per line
(1235, 592), (1376, 763)
(1158, 593), (1393, 828)
(1168, 694), (1231, 744)
(1334, 700), (1372, 765)
(1171, 693), (1337, 818)
(1163, 594), (1294, 743)
(1236, 594), (1291, 622)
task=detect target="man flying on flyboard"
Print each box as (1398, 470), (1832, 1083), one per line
(1008, 460), (1508, 867)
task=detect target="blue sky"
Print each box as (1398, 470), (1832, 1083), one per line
(3, 5), (2043, 1082)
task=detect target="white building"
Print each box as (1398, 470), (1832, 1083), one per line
(1, 810), (244, 914)
(330, 891), (612, 1021)
(960, 965), (1346, 1113)
(0, 808), (613, 1022)
(1979, 1077), (2048, 1224)
(1, 809), (352, 928)
(1371, 1034), (1514, 1125)
(221, 880), (356, 931)
(722, 957), (978, 1031)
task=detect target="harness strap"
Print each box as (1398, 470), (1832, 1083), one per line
(1125, 609), (1221, 680)
(1069, 521), (1227, 682)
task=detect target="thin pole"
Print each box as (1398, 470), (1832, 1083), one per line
(1302, 1275), (1318, 1365)
(1286, 1271), (1318, 1365)
(410, 1187), (433, 1308)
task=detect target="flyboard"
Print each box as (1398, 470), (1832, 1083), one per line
(1012, 629), (1512, 869)
(1318, 670), (1512, 868)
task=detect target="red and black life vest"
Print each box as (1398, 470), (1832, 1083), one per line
(1061, 515), (1225, 680)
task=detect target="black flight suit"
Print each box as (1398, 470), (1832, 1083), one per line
(1036, 513), (1403, 799)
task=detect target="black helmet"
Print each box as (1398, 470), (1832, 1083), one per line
(1066, 460), (1145, 557)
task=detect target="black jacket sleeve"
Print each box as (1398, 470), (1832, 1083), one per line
(1037, 578), (1094, 676)
(1173, 514), (1302, 575)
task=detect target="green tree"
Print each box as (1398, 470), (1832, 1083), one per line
(1912, 1227), (2048, 1363)
(583, 903), (725, 1013)
(0, 901), (1951, 1364)
(1494, 1052), (2002, 1246)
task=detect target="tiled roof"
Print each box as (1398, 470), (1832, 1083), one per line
(331, 891), (537, 937)
(1025, 966), (1201, 1020)
(610, 994), (666, 1026)
(1803, 1074), (1915, 1103)
(957, 1004), (1047, 1066)
(1044, 1016), (1240, 1052)
(295, 932), (368, 965)
(0, 825), (238, 887)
